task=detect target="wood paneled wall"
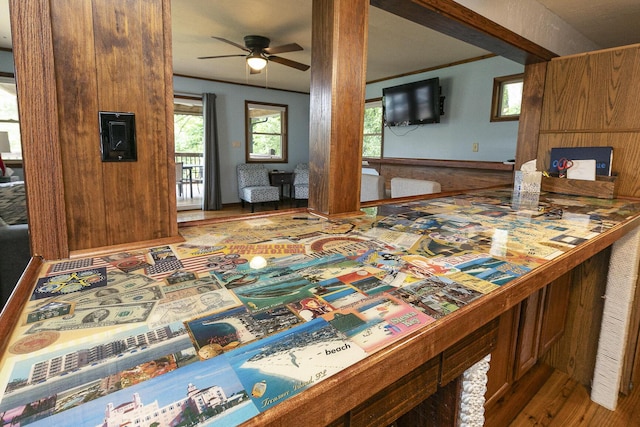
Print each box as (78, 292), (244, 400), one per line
(366, 159), (514, 193)
(11, 0), (177, 257)
(541, 249), (611, 386)
(529, 43), (640, 394)
(536, 44), (640, 197)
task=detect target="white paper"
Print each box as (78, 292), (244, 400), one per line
(567, 159), (596, 181)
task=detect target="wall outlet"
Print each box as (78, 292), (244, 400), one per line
(232, 141), (241, 148)
(472, 142), (479, 152)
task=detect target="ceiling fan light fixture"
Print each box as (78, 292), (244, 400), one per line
(246, 51), (267, 70)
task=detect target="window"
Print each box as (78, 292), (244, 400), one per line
(174, 97), (204, 209)
(363, 99), (383, 158)
(174, 97), (204, 154)
(490, 73), (523, 122)
(0, 75), (21, 159)
(245, 101), (288, 163)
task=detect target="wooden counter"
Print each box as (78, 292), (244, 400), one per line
(1, 189), (639, 426)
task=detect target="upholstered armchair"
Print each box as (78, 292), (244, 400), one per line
(361, 174), (385, 202)
(236, 164), (280, 212)
(390, 177), (441, 198)
(293, 163), (309, 206)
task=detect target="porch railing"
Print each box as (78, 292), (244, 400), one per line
(175, 152), (204, 181)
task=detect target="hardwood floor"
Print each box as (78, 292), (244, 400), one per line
(177, 198), (306, 223)
(496, 363), (640, 426)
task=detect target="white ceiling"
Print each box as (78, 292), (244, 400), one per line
(1, 1), (639, 93)
(537, 0), (640, 49)
(171, 0), (491, 93)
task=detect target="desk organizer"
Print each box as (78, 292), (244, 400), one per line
(541, 175), (618, 199)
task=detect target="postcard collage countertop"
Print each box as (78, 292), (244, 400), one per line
(2, 189), (640, 426)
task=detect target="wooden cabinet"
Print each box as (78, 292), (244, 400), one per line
(485, 271), (572, 409)
(348, 356), (440, 427)
(342, 319), (498, 427)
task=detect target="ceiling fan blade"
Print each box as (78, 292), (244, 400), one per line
(264, 42), (303, 55)
(197, 54), (246, 60)
(210, 36), (250, 52)
(268, 55), (310, 71)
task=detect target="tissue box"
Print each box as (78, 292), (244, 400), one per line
(512, 190), (540, 211)
(514, 171), (542, 193)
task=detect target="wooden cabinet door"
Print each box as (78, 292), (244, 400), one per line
(486, 273), (573, 408)
(513, 289), (545, 381)
(485, 305), (519, 407)
(538, 271), (572, 355)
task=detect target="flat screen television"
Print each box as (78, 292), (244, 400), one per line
(382, 77), (442, 126)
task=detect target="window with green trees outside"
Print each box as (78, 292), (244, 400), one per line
(363, 99), (382, 158)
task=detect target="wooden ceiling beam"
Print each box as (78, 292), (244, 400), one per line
(370, 0), (558, 64)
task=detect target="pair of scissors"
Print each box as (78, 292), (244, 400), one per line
(557, 157), (573, 177)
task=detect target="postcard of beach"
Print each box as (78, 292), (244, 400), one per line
(23, 354), (258, 427)
(231, 271), (317, 313)
(292, 253), (372, 281)
(373, 210), (440, 233)
(226, 317), (366, 412)
(322, 293), (436, 354)
(347, 274), (396, 295)
(316, 283), (368, 309)
(401, 252), (529, 293)
(185, 305), (302, 359)
(211, 253), (338, 290)
(452, 253), (531, 285)
(390, 275), (482, 319)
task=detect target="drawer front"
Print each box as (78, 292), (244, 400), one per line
(270, 173), (293, 185)
(349, 356), (440, 427)
(440, 317), (499, 385)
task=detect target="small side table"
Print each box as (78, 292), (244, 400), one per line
(269, 171), (294, 200)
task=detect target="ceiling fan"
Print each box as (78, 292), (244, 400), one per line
(198, 35), (310, 74)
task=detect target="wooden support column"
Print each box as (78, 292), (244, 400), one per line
(309, 0), (368, 216)
(10, 0), (177, 256)
(515, 62), (547, 170)
(9, 0), (68, 259)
